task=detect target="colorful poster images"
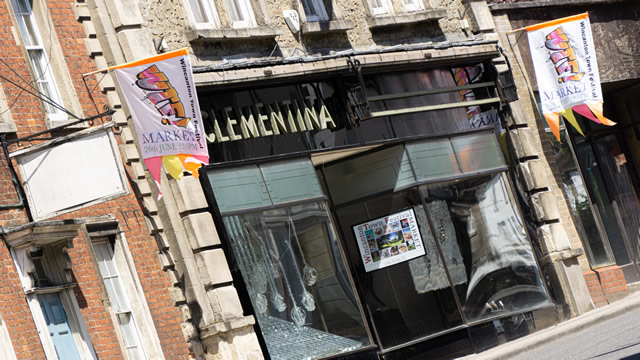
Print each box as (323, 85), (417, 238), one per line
(353, 209), (426, 272)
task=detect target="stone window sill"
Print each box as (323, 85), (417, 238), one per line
(186, 25), (283, 42)
(367, 8), (446, 29)
(302, 19), (354, 34)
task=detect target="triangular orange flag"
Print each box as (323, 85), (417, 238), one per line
(544, 112), (561, 142)
(587, 102), (616, 126)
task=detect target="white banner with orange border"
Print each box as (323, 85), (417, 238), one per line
(526, 13), (614, 141)
(111, 49), (208, 197)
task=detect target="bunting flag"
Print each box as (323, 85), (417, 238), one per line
(112, 48), (209, 198)
(526, 13), (615, 141)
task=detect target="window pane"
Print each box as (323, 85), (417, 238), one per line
(450, 133), (505, 173)
(223, 202), (371, 359)
(28, 50), (49, 79)
(117, 313), (144, 360)
(188, 0), (209, 23)
(260, 159), (324, 205)
(301, 0), (318, 17)
(322, 145), (415, 205)
(11, 0), (40, 47)
(406, 138), (460, 181)
(207, 165), (271, 213)
(13, 0), (29, 13)
(103, 278), (122, 311)
(548, 130), (612, 266)
(420, 174), (550, 322)
(93, 242), (112, 276)
(226, 0), (245, 22)
(573, 136), (631, 264)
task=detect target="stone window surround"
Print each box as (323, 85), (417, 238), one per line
(367, 8), (447, 29)
(9, 0), (85, 128)
(0, 313), (17, 360)
(0, 85), (17, 133)
(5, 221), (97, 360)
(298, 0), (354, 34)
(83, 221), (166, 360)
(184, 0), (280, 41)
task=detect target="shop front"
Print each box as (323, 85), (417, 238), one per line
(198, 62), (552, 359)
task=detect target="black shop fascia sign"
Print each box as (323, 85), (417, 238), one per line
(198, 62), (500, 164)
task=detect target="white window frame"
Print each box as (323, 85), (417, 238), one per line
(10, 0), (66, 122)
(402, 0), (424, 12)
(87, 227), (166, 360)
(185, 0), (221, 29)
(93, 240), (146, 360)
(301, 0), (329, 22)
(369, 0), (393, 16)
(226, 0), (257, 28)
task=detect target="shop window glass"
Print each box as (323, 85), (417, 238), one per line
(334, 189), (464, 349)
(450, 133), (504, 173)
(208, 159), (324, 213)
(322, 145), (415, 206)
(208, 165), (271, 212)
(548, 129), (613, 266)
(260, 159), (324, 205)
(419, 174), (550, 322)
(405, 139), (460, 181)
(573, 136), (631, 265)
(222, 202), (371, 359)
(593, 134), (640, 265)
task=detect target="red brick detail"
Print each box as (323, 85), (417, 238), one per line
(0, 0), (190, 357)
(583, 270), (608, 308)
(593, 265), (629, 298)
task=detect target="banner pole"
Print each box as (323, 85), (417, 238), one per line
(506, 27), (526, 35)
(82, 68), (110, 77)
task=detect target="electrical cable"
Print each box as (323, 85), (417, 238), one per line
(0, 0), (58, 115)
(0, 68), (81, 120)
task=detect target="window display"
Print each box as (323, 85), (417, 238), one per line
(419, 174), (550, 322)
(222, 202), (371, 360)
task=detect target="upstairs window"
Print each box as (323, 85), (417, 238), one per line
(301, 0), (329, 22)
(226, 0), (256, 28)
(187, 0), (220, 28)
(369, 0), (392, 15)
(93, 240), (146, 360)
(403, 0), (424, 12)
(11, 0), (65, 120)
(186, 0), (256, 28)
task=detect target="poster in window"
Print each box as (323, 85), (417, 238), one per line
(353, 209), (426, 272)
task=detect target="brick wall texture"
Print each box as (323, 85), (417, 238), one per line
(0, 0), (189, 358)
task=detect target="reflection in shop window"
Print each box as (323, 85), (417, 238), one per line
(547, 129), (613, 266)
(223, 201), (371, 359)
(421, 173), (550, 322)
